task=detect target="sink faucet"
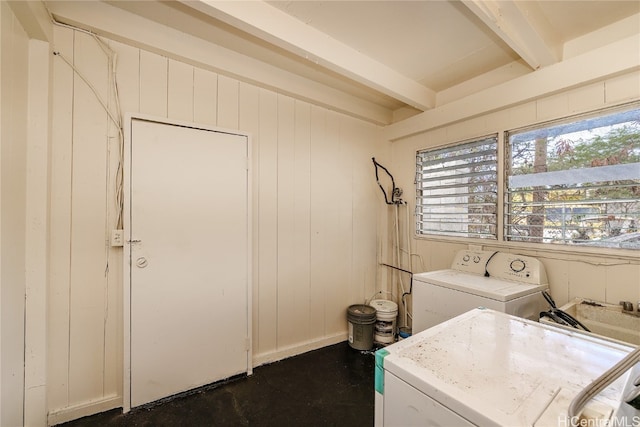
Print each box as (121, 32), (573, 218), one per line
(619, 301), (640, 317)
(620, 301), (634, 311)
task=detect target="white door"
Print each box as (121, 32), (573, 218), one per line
(128, 118), (250, 408)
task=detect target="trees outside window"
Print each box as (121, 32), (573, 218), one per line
(506, 106), (640, 248)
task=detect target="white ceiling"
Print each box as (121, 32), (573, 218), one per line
(48, 0), (640, 123)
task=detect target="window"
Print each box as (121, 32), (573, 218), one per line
(506, 105), (640, 248)
(416, 135), (498, 239)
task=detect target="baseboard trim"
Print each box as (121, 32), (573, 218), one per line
(252, 332), (348, 367)
(47, 336), (348, 425)
(48, 395), (122, 426)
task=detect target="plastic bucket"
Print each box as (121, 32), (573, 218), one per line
(347, 304), (377, 350)
(398, 327), (412, 340)
(369, 299), (398, 344)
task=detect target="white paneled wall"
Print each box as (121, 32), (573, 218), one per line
(1, 4), (29, 426)
(48, 26), (387, 421)
(392, 70), (640, 313)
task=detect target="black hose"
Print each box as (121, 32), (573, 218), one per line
(540, 290), (591, 332)
(372, 157), (401, 205)
(540, 311), (573, 327)
(554, 309), (591, 332)
(380, 263), (414, 311)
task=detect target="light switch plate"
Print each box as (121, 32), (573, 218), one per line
(111, 230), (124, 247)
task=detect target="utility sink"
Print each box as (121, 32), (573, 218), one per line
(541, 298), (640, 346)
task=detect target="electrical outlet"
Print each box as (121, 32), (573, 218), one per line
(111, 230), (124, 247)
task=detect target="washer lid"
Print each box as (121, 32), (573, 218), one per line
(413, 270), (548, 302)
(380, 309), (631, 426)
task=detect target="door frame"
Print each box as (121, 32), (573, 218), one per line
(122, 113), (252, 412)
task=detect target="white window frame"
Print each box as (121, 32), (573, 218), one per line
(504, 104), (640, 250)
(415, 134), (499, 240)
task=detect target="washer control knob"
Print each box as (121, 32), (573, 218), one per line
(510, 259), (526, 273)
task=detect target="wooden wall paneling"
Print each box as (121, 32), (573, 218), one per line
(373, 159), (389, 296)
(539, 257), (570, 307)
(568, 259), (607, 302)
(343, 118), (364, 306)
(349, 122), (379, 306)
(1, 7), (29, 425)
(536, 93), (569, 121)
(292, 100), (311, 343)
(505, 102), (537, 130)
(309, 106), (329, 337)
(324, 111), (351, 335)
(167, 59), (194, 122)
(68, 30), (109, 403)
(256, 88), (278, 356)
(107, 45), (138, 399)
(363, 124), (380, 302)
(0, 19), (8, 417)
(606, 71), (640, 104)
(276, 94), (297, 349)
(48, 25), (75, 411)
(376, 181), (393, 302)
(193, 68), (218, 126)
(139, 50), (167, 117)
(604, 263), (640, 306)
(103, 38), (138, 401)
(567, 82), (604, 113)
(239, 82), (261, 354)
(445, 116), (487, 144)
(338, 115), (354, 321)
(217, 74), (239, 130)
(110, 40), (139, 115)
(24, 39), (52, 427)
(103, 186), (121, 402)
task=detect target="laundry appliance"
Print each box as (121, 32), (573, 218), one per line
(412, 249), (549, 333)
(375, 308), (640, 426)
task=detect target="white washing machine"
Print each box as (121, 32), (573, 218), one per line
(375, 308), (640, 427)
(412, 250), (549, 333)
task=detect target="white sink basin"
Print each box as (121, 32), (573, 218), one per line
(540, 298), (640, 346)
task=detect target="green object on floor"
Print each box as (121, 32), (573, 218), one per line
(375, 348), (389, 394)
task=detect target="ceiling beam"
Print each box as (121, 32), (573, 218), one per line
(46, 0), (393, 125)
(384, 34), (640, 141)
(179, 0), (436, 111)
(462, 0), (561, 70)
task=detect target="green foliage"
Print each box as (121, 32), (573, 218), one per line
(551, 125), (640, 170)
(508, 116), (640, 244)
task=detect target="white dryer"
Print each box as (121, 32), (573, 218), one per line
(412, 250), (549, 333)
(375, 309), (639, 427)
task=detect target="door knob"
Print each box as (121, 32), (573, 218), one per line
(136, 257), (148, 268)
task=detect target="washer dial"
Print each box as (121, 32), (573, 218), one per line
(510, 259), (526, 273)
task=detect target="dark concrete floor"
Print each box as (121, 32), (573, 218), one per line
(57, 341), (376, 427)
